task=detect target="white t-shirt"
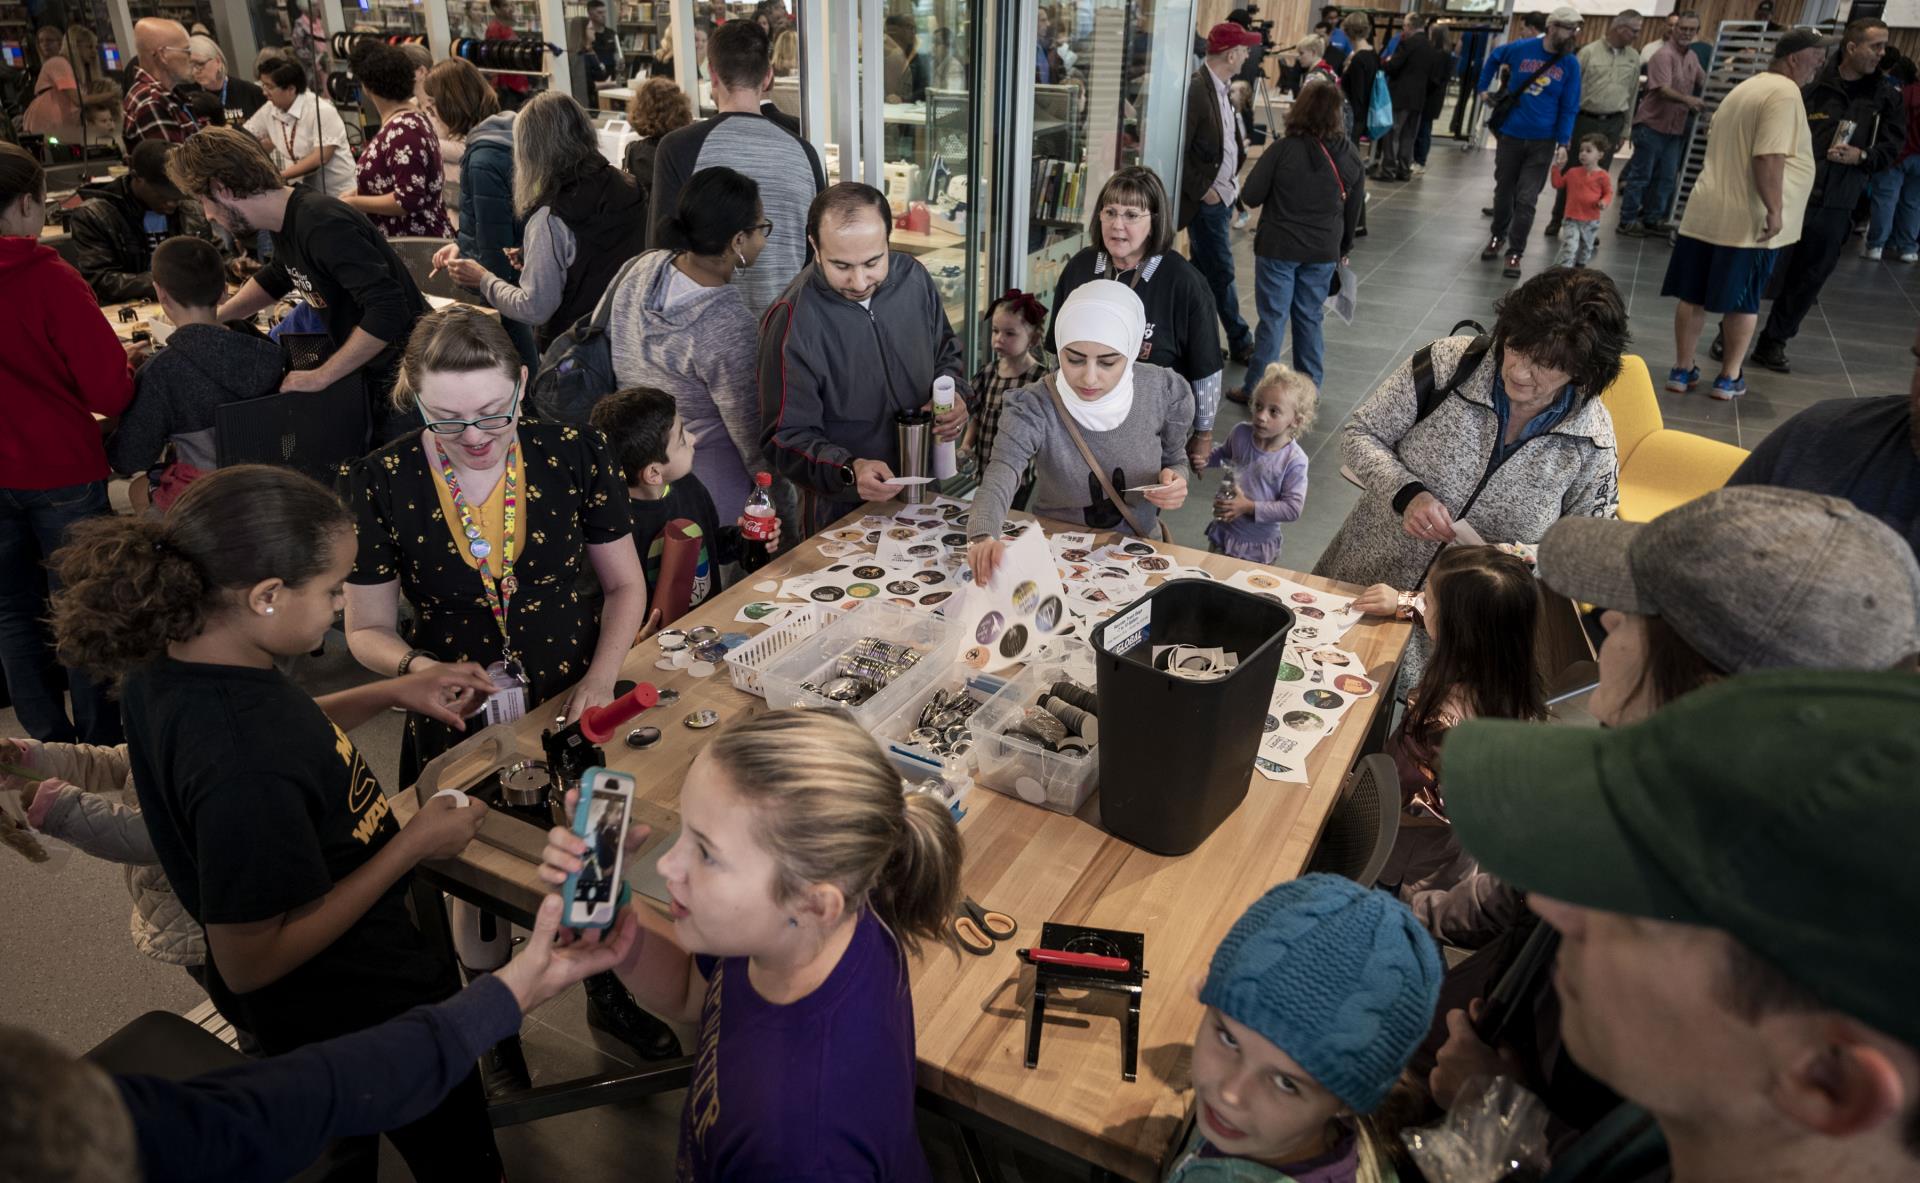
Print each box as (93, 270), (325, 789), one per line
(1678, 70), (1814, 250)
(245, 92), (356, 199)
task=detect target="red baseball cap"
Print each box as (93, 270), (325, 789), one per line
(1207, 22), (1262, 53)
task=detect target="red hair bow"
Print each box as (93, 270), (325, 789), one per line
(995, 288), (1047, 327)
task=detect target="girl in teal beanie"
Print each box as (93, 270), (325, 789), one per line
(1168, 874), (1443, 1182)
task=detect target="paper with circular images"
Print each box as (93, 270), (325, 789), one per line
(1256, 644), (1377, 783)
(1221, 569), (1362, 643)
(940, 528), (1072, 672)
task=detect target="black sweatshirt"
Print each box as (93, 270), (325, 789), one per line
(254, 187), (428, 386)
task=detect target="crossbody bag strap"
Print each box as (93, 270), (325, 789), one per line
(1316, 140), (1348, 201)
(1043, 373), (1173, 543)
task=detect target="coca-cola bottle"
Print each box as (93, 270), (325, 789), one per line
(739, 472), (780, 572)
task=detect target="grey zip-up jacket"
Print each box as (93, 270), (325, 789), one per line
(1314, 335), (1619, 591)
(758, 252), (970, 532)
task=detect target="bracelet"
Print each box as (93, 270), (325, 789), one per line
(1396, 590), (1417, 621)
(397, 648), (433, 676)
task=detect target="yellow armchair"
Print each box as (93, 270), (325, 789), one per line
(1599, 356), (1752, 522)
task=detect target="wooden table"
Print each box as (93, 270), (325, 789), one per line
(391, 504), (1409, 1181)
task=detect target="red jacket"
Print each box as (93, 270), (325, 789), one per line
(0, 236), (136, 489)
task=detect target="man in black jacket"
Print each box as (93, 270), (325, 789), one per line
(1742, 19), (1904, 373)
(1378, 14), (1447, 181)
(66, 138), (217, 303)
(1180, 21), (1263, 367)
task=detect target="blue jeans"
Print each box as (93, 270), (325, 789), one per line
(1250, 257), (1336, 389)
(1187, 198), (1252, 353)
(1415, 112), (1437, 166)
(1868, 154), (1920, 253)
(0, 481), (122, 744)
(1616, 124), (1687, 227)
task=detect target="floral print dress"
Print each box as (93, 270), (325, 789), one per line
(356, 107), (456, 239)
(345, 421), (633, 780)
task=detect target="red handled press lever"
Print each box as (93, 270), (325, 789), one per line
(1017, 947), (1132, 973)
(579, 683), (660, 744)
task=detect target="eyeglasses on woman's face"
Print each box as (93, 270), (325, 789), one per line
(753, 219), (774, 238)
(420, 377), (522, 434)
(1099, 206), (1151, 226)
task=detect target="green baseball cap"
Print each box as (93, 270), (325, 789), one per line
(1443, 669), (1920, 1047)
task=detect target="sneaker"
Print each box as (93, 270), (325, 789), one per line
(1481, 236), (1503, 260)
(1750, 338), (1791, 373)
(1233, 210), (1251, 229)
(1543, 221), (1562, 238)
(1666, 365), (1700, 393)
(1901, 251), (1920, 264)
(1862, 244), (1884, 260)
(1502, 253), (1522, 278)
(584, 971), (683, 1060)
(1617, 222), (1645, 238)
(1409, 163), (1426, 175)
(1710, 373), (1747, 400)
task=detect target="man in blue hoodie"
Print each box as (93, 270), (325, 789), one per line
(1479, 7), (1584, 277)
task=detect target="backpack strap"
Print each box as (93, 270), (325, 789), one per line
(567, 250), (653, 343)
(1412, 333), (1494, 426)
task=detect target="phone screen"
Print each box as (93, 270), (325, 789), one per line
(1, 44), (23, 69)
(567, 774), (633, 928)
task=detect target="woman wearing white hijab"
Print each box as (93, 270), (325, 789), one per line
(969, 279), (1193, 583)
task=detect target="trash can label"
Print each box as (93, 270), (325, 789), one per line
(1106, 599), (1153, 658)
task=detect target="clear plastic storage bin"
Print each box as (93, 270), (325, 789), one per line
(971, 637), (1100, 815)
(872, 666), (1014, 783)
(759, 600), (959, 731)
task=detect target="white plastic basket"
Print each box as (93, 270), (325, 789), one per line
(724, 603), (846, 698)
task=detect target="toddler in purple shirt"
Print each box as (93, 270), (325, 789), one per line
(1206, 365), (1315, 566)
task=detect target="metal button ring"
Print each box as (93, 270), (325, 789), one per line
(625, 726), (662, 749)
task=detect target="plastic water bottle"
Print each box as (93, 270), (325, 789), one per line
(931, 375), (958, 480)
(1214, 462), (1237, 520)
(740, 473), (779, 571)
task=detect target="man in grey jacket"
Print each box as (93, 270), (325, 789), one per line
(758, 182), (972, 535)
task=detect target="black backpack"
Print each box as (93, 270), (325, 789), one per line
(1410, 319), (1492, 426)
(529, 253), (650, 425)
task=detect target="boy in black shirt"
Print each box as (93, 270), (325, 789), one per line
(590, 387), (780, 620)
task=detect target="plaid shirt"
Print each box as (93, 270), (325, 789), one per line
(123, 66), (199, 145)
(970, 358), (1046, 472)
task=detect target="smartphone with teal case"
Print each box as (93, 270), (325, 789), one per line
(562, 767), (635, 929)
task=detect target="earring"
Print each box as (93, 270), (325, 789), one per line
(264, 606), (275, 615)
(788, 917), (798, 928)
(736, 250), (747, 267)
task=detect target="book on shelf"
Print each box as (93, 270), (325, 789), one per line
(1029, 157), (1086, 225)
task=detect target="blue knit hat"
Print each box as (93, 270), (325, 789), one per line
(1199, 874), (1444, 1113)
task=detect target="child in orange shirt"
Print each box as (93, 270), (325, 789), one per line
(1550, 133), (1613, 268)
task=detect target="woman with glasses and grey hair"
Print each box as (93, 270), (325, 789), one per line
(1046, 165), (1226, 470)
(601, 166), (773, 521)
(185, 33), (265, 125)
(434, 90), (646, 348)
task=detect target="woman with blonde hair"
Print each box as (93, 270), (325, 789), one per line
(540, 708), (963, 1179)
(436, 90), (646, 346)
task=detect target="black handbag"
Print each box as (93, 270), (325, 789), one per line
(1487, 50), (1567, 135)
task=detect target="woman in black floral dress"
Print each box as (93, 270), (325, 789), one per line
(342, 305), (645, 782)
(342, 43), (455, 239)
(344, 306), (676, 1071)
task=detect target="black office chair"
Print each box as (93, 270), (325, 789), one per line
(1303, 752), (1401, 885)
(214, 372), (371, 485)
(278, 332), (334, 373)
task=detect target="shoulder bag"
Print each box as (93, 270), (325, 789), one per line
(1487, 50), (1567, 135)
(1043, 373), (1174, 543)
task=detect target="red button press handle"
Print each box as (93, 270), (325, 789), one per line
(1018, 947), (1132, 973)
(580, 683), (660, 744)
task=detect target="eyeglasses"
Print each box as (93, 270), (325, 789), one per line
(1099, 207), (1151, 225)
(754, 219), (774, 237)
(420, 379), (521, 434)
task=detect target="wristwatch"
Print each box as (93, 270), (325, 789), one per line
(397, 648), (433, 676)
(838, 462), (858, 489)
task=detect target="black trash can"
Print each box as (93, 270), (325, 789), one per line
(1091, 581), (1294, 855)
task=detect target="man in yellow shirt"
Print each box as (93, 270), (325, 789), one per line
(1661, 29), (1826, 402)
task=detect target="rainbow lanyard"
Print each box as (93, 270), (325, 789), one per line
(434, 437), (521, 662)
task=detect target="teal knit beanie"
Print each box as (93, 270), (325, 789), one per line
(1199, 874), (1444, 1113)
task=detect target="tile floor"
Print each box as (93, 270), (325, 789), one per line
(4, 131), (1915, 1181)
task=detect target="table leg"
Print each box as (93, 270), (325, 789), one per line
(1122, 990), (1141, 1084)
(1025, 979), (1049, 1070)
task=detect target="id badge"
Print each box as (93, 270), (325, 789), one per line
(482, 659), (530, 726)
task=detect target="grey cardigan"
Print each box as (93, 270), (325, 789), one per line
(1314, 335), (1620, 590)
(970, 364), (1194, 539)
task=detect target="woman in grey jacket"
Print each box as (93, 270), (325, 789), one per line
(968, 280), (1192, 582)
(606, 166), (770, 521)
(1313, 268), (1627, 594)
